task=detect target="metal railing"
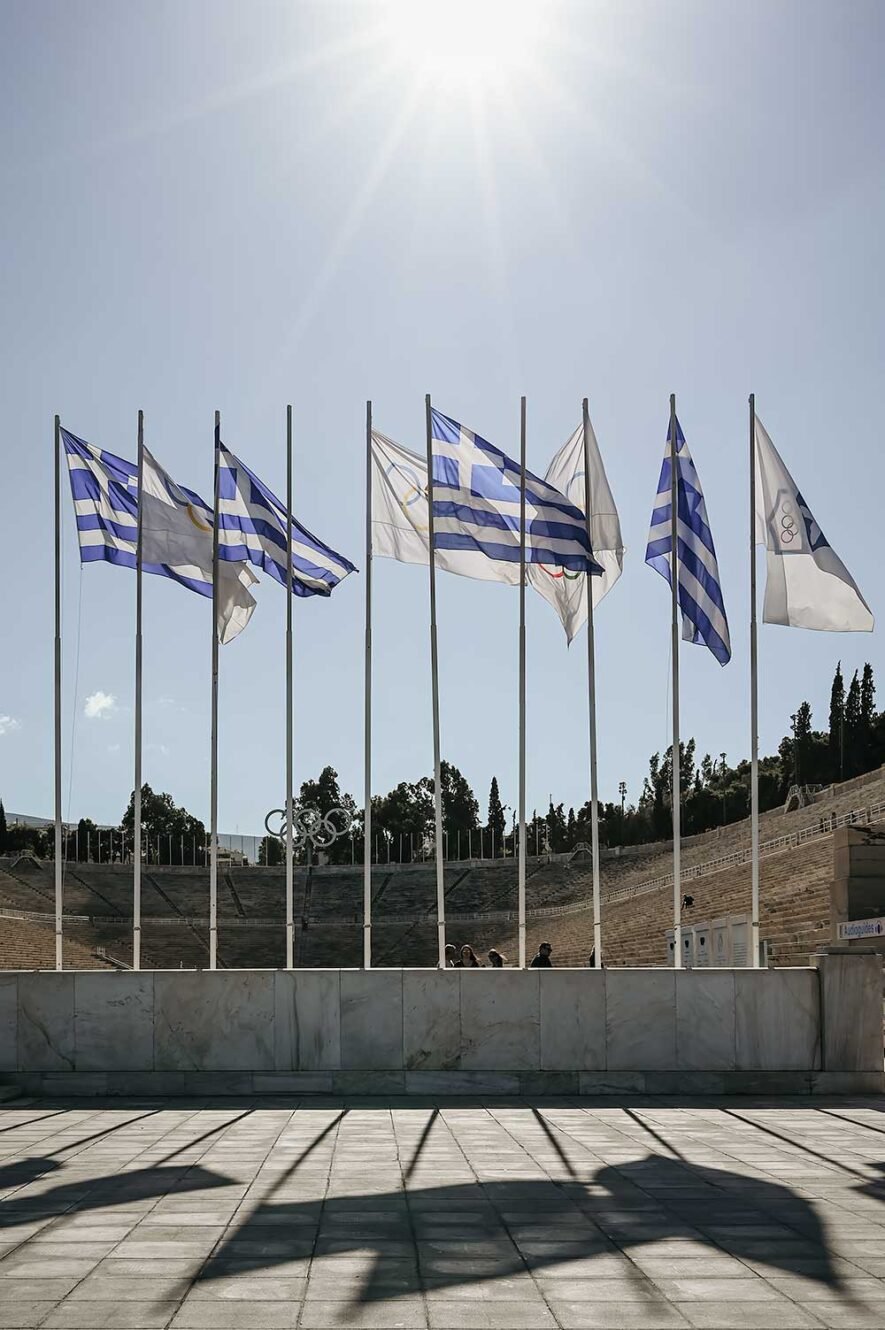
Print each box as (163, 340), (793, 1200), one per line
(604, 797), (885, 905)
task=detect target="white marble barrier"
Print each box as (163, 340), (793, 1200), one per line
(735, 968), (820, 1071)
(274, 970), (340, 1071)
(154, 971), (274, 1071)
(606, 969), (676, 1070)
(540, 969), (604, 1070)
(0, 963), (875, 1086)
(814, 950), (883, 1072)
(74, 971), (153, 1071)
(676, 970), (736, 1071)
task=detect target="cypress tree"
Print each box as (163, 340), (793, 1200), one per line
(845, 672), (862, 778)
(0, 799), (7, 855)
(487, 777), (505, 854)
(828, 662), (845, 781)
(861, 664), (876, 771)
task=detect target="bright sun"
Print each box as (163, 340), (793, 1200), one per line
(381, 0), (547, 88)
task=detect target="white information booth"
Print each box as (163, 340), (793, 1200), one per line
(667, 914), (753, 967)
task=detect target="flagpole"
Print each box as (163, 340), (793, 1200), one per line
(209, 410), (220, 971)
(133, 409), (144, 970)
(363, 400), (373, 969)
(749, 392), (760, 967)
(425, 393), (446, 968)
(517, 396), (527, 970)
(582, 400), (602, 967)
(53, 414), (63, 971)
(669, 392), (682, 969)
(285, 405), (294, 969)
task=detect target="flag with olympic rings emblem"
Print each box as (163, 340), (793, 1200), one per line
(527, 418), (624, 643)
(754, 416), (872, 632)
(371, 428), (520, 582)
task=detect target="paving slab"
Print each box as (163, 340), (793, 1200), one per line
(1, 1095), (885, 1329)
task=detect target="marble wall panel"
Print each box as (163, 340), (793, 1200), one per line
(405, 1070), (521, 1095)
(74, 972), (154, 1071)
(18, 972), (75, 1071)
(539, 969), (605, 1070)
(340, 970), (403, 1069)
(403, 970), (460, 1070)
(274, 970), (341, 1071)
(154, 971), (274, 1071)
(735, 969), (820, 1071)
(459, 969), (540, 1070)
(0, 974), (17, 1071)
(606, 969), (676, 1070)
(815, 953), (882, 1071)
(675, 971), (736, 1071)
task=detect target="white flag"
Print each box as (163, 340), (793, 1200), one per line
(371, 430), (518, 583)
(140, 447), (258, 644)
(754, 416), (872, 632)
(527, 421), (624, 643)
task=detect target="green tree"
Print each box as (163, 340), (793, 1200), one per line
(66, 817), (99, 862)
(120, 785), (206, 865)
(829, 662), (845, 781)
(546, 801), (567, 853)
(844, 673), (862, 778)
(0, 800), (7, 854)
(486, 777), (505, 854)
(861, 664), (876, 772)
(257, 835), (283, 866)
(373, 779), (434, 862)
(440, 761), (479, 850)
(295, 766), (358, 864)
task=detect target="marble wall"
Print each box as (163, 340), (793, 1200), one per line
(0, 963), (875, 1092)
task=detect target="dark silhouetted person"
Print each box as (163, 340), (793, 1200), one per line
(444, 944), (458, 967)
(487, 949), (506, 967)
(531, 941), (553, 967)
(460, 944), (482, 967)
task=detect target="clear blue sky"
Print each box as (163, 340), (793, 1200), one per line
(1, 0), (882, 834)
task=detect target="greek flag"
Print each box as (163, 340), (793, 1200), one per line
(430, 409), (601, 575)
(63, 428), (257, 642)
(645, 418), (731, 666)
(63, 428), (211, 596)
(217, 444), (356, 597)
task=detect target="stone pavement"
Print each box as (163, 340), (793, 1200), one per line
(1, 1097), (885, 1329)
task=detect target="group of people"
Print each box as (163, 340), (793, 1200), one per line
(444, 941), (554, 968)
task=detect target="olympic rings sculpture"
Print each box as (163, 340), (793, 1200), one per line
(264, 805), (353, 849)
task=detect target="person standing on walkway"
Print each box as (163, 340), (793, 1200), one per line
(530, 942), (553, 967)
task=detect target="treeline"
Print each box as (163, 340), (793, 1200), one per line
(2, 662), (883, 866)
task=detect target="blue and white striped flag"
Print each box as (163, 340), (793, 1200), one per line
(217, 444), (356, 597)
(63, 428), (256, 642)
(645, 418), (731, 665)
(430, 409), (601, 578)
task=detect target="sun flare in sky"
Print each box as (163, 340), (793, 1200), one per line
(380, 0), (549, 89)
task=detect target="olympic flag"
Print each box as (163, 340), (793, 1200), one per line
(754, 415), (873, 632)
(371, 429), (516, 581)
(527, 418), (624, 643)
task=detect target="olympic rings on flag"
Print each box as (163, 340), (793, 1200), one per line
(780, 500), (797, 545)
(539, 566), (583, 580)
(264, 806), (353, 849)
(387, 461), (429, 533)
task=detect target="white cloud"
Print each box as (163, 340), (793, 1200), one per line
(0, 715), (21, 737)
(106, 743), (121, 754)
(84, 691), (117, 720)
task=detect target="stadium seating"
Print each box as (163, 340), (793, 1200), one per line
(2, 764), (883, 969)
